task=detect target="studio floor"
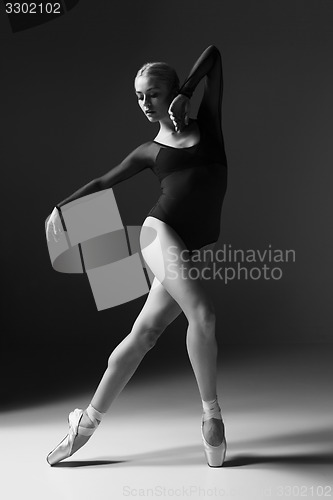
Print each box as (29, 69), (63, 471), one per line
(1, 344), (332, 500)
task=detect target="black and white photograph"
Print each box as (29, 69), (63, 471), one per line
(1, 1), (332, 499)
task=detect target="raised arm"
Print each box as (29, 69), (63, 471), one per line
(178, 45), (224, 144)
(56, 143), (151, 208)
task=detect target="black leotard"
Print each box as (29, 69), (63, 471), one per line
(56, 45), (228, 254)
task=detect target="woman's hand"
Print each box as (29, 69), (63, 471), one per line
(46, 207), (63, 243)
(168, 94), (191, 133)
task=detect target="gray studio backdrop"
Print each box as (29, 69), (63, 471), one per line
(1, 0), (332, 351)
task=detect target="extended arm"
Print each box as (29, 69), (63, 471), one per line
(56, 143), (151, 208)
(46, 143), (151, 242)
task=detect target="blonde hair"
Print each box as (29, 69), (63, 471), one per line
(135, 62), (180, 97)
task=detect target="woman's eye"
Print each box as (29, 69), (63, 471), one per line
(136, 93), (158, 101)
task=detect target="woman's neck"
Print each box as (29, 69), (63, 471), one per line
(158, 116), (177, 137)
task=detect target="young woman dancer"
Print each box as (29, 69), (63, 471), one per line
(46, 44), (228, 467)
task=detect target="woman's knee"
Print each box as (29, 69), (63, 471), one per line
(189, 301), (216, 332)
(107, 324), (165, 370)
(131, 322), (166, 352)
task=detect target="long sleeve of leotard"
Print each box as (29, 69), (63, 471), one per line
(56, 143), (152, 208)
(178, 45), (224, 146)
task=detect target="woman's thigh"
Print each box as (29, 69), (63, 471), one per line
(140, 217), (215, 321)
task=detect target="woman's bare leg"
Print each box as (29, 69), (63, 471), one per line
(71, 276), (182, 454)
(140, 218), (224, 446)
(60, 215), (222, 457)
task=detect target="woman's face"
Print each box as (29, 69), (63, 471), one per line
(135, 75), (174, 122)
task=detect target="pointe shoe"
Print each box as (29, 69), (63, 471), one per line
(201, 398), (227, 467)
(201, 419), (227, 467)
(46, 404), (105, 466)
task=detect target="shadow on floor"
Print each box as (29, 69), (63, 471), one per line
(51, 459), (126, 468)
(48, 441), (333, 468)
(225, 451), (333, 468)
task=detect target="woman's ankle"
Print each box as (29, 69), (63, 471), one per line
(202, 396), (222, 421)
(80, 410), (96, 428)
(83, 403), (106, 428)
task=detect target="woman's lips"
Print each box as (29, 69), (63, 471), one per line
(146, 111), (155, 115)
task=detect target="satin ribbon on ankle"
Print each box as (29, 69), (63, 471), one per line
(86, 404), (106, 427)
(202, 397), (222, 421)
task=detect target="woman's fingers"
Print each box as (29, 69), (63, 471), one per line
(169, 111), (184, 131)
(51, 222), (57, 243)
(46, 210), (63, 243)
(169, 100), (191, 133)
(53, 228), (60, 243)
(171, 114), (189, 132)
(46, 226), (57, 243)
(46, 219), (54, 243)
(171, 118), (179, 132)
(50, 218), (62, 243)
(176, 116), (187, 133)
